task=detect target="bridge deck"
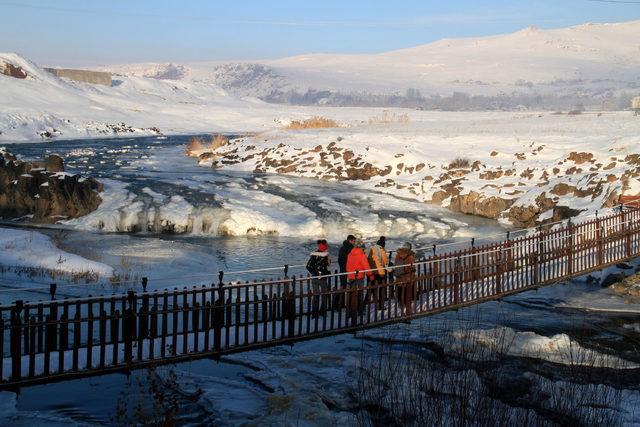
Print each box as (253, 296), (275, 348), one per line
(1, 207), (638, 389)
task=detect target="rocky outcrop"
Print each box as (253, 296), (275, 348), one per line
(449, 191), (514, 221)
(0, 61), (27, 79)
(0, 150), (102, 223)
(608, 272), (640, 297)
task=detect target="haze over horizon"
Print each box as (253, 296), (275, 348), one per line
(1, 0), (640, 67)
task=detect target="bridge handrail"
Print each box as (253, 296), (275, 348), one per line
(0, 206), (637, 311)
(0, 206), (638, 387)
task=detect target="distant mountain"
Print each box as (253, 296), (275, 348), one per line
(104, 20), (640, 109)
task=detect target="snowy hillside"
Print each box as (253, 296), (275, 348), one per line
(105, 21), (640, 108)
(0, 52), (404, 142)
(0, 53), (305, 142)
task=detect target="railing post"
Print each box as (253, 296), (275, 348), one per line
(288, 277), (296, 338)
(127, 291), (137, 340)
(10, 301), (23, 381)
(471, 243), (479, 282)
(532, 254), (539, 286)
(453, 258), (461, 305)
(623, 209), (631, 259)
(495, 251), (502, 295)
(537, 226), (545, 283)
(139, 293), (149, 340)
(567, 220), (574, 276)
(596, 216), (604, 265)
(213, 284), (223, 351)
(123, 308), (134, 369)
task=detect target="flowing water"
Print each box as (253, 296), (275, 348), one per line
(1, 136), (639, 425)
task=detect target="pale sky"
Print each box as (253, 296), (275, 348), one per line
(1, 0), (639, 66)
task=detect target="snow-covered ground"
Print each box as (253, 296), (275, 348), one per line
(0, 227), (113, 279)
(0, 52), (388, 142)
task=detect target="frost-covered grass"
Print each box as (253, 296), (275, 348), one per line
(0, 227), (113, 281)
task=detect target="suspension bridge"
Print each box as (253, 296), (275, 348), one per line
(0, 202), (639, 389)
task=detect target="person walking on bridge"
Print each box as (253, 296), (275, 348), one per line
(346, 238), (375, 322)
(338, 235), (356, 308)
(394, 242), (416, 315)
(368, 236), (390, 309)
(306, 239), (331, 316)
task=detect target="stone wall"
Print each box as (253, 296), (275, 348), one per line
(44, 68), (112, 86)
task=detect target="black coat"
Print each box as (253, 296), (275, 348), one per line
(338, 240), (353, 272)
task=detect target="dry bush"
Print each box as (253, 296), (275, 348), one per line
(449, 157), (471, 169)
(109, 256), (143, 285)
(185, 137), (205, 156)
(355, 310), (627, 427)
(368, 110), (410, 125)
(114, 366), (202, 425)
(210, 134), (228, 150)
(285, 116), (341, 129)
(186, 135), (228, 157)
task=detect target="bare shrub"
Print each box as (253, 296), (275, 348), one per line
(185, 137), (205, 156)
(109, 256), (143, 285)
(355, 310), (627, 426)
(0, 264), (102, 283)
(186, 135), (228, 157)
(210, 134), (228, 150)
(114, 367), (202, 425)
(448, 157), (471, 169)
(285, 116), (341, 129)
(368, 110), (410, 124)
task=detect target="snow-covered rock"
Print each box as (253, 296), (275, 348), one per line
(188, 111), (640, 226)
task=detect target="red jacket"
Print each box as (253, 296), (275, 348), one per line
(346, 247), (374, 281)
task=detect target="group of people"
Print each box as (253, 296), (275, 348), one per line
(306, 235), (417, 318)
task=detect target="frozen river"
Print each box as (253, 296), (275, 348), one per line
(1, 135), (639, 425)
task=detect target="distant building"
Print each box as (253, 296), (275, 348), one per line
(44, 68), (112, 86)
(633, 96), (640, 116)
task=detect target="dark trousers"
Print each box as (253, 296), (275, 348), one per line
(337, 269), (348, 309)
(347, 279), (364, 323)
(371, 273), (386, 309)
(312, 278), (329, 315)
